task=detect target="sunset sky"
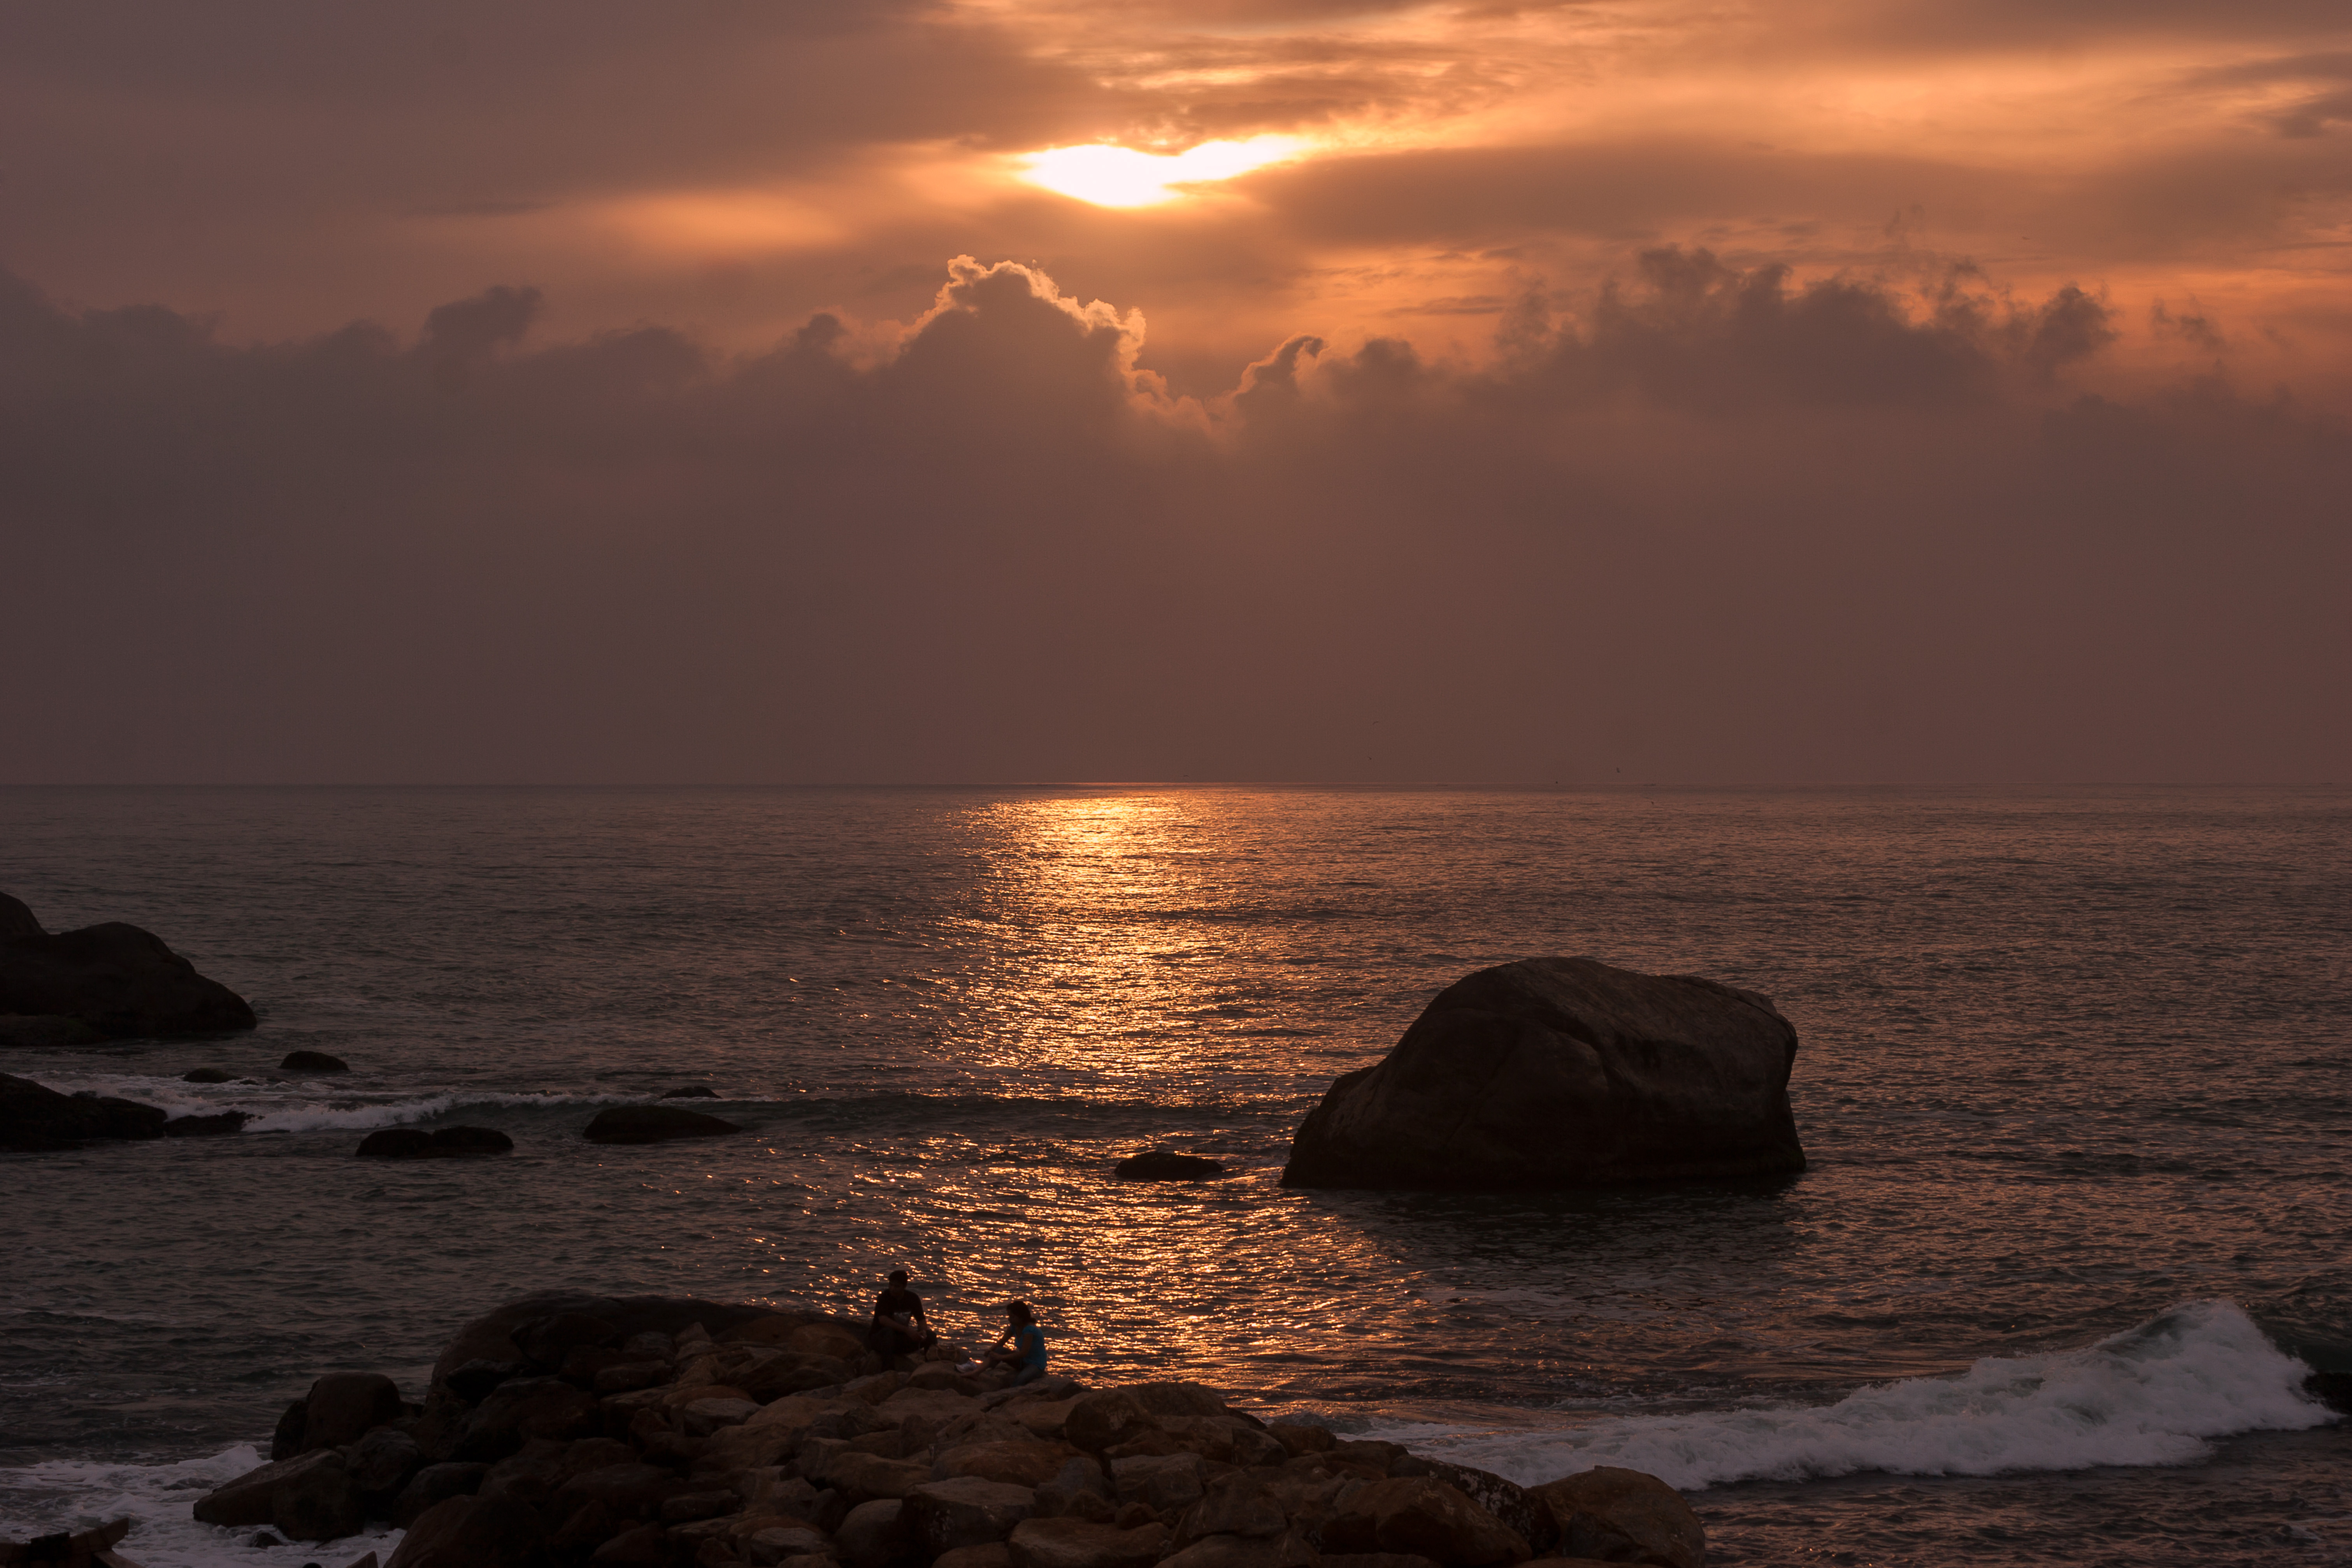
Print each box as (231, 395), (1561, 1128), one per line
(4, 0), (2347, 783)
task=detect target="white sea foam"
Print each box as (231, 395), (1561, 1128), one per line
(0, 1445), (403, 1568)
(1364, 1300), (2335, 1491)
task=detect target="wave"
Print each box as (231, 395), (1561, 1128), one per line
(1365, 1300), (2336, 1491)
(0, 1445), (404, 1568)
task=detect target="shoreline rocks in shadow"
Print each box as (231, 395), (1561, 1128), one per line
(284, 1049), (351, 1073)
(2, 1072), (262, 1150)
(584, 1105), (742, 1144)
(0, 891), (257, 1040)
(1283, 956), (1807, 1191)
(190, 1289), (1707, 1567)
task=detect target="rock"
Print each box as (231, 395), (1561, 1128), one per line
(388, 1493), (548, 1568)
(358, 1125), (515, 1158)
(1527, 1468), (1705, 1568)
(936, 1544), (1016, 1568)
(935, 1440), (1083, 1489)
(1064, 1384), (1235, 1452)
(583, 1104), (743, 1144)
(302, 1372), (405, 1449)
(834, 1497), (910, 1568)
(1392, 1458), (1549, 1553)
(0, 1012), (107, 1047)
(1108, 1452), (1206, 1512)
(750, 1526), (837, 1565)
(163, 1110), (249, 1135)
(1322, 1479), (1529, 1568)
(663, 1085), (721, 1098)
(552, 1461), (689, 1520)
(0, 893), (256, 1038)
(430, 1292), (775, 1393)
(1316, 1557), (1443, 1568)
(1282, 956), (1805, 1189)
(0, 1070), (167, 1151)
(1176, 1472), (1288, 1544)
(454, 1375), (602, 1462)
(902, 1476), (1037, 1555)
(392, 1463), (488, 1527)
(181, 1066), (237, 1082)
(591, 1523), (669, 1563)
(2306, 1371), (2352, 1414)
(348, 1426), (425, 1498)
(1112, 1151), (1228, 1181)
(663, 1489), (743, 1522)
(823, 1450), (934, 1502)
(283, 1049), (350, 1072)
(1032, 1457), (1113, 1521)
(1269, 1424), (1334, 1457)
(1008, 1517), (1170, 1568)
(192, 1448), (363, 1542)
(684, 1396), (762, 1436)
(357, 1129), (434, 1158)
(1157, 1535), (1316, 1568)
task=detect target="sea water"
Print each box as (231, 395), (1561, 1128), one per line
(1, 785), (2345, 1565)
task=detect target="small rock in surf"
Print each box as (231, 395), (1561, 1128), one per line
(582, 1105), (741, 1144)
(1113, 1150), (1228, 1181)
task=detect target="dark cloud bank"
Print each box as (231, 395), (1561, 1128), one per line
(4, 255), (2345, 784)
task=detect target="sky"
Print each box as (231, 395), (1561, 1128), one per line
(3, 0), (2347, 784)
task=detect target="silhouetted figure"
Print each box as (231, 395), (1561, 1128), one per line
(868, 1268), (936, 1359)
(982, 1299), (1048, 1386)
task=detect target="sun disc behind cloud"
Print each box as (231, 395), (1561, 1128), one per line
(1018, 137), (1304, 207)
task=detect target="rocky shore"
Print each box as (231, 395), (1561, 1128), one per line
(196, 1291), (1706, 1568)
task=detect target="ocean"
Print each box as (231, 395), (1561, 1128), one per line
(1, 784), (2346, 1566)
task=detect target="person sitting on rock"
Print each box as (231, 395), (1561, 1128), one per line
(981, 1299), (1048, 1386)
(868, 1269), (936, 1361)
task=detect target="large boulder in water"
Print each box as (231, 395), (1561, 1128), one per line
(1282, 957), (1804, 1189)
(0, 891), (256, 1039)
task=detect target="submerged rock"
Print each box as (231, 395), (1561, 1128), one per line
(1283, 956), (1805, 1190)
(660, 1084), (720, 1098)
(0, 1071), (168, 1151)
(182, 1066), (237, 1083)
(282, 1049), (350, 1073)
(356, 1126), (514, 1158)
(583, 1104), (741, 1144)
(1112, 1151), (1227, 1181)
(163, 1110), (250, 1137)
(0, 892), (256, 1039)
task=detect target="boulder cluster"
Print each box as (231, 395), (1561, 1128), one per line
(191, 1293), (1707, 1568)
(0, 1070), (249, 1151)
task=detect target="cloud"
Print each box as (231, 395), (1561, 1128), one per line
(2, 254), (2345, 784)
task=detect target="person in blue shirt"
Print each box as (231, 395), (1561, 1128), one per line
(983, 1300), (1048, 1386)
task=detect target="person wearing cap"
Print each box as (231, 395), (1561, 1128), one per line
(981, 1300), (1047, 1386)
(869, 1269), (935, 1360)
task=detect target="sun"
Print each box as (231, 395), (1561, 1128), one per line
(1017, 137), (1304, 208)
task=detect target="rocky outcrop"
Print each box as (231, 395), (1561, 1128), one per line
(0, 1070), (167, 1151)
(0, 891), (256, 1039)
(283, 1049), (350, 1072)
(1283, 956), (1805, 1190)
(584, 1105), (743, 1144)
(192, 1290), (1710, 1566)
